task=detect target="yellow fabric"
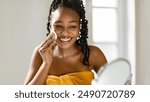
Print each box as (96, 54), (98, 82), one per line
(46, 71), (94, 85)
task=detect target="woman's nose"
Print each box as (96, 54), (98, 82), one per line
(61, 28), (69, 36)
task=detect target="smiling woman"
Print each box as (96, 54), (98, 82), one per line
(24, 0), (107, 85)
(50, 7), (80, 50)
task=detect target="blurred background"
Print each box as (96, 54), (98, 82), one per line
(0, 0), (149, 84)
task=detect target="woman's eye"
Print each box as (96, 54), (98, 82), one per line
(55, 25), (63, 29)
(69, 26), (77, 29)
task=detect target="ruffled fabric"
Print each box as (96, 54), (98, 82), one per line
(46, 71), (94, 85)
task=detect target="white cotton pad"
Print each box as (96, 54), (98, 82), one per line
(53, 31), (57, 40)
(50, 29), (57, 45)
(51, 29), (57, 40)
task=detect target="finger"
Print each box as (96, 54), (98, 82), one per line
(38, 40), (56, 55)
(42, 36), (53, 48)
(40, 32), (56, 47)
(46, 41), (56, 54)
(41, 40), (54, 51)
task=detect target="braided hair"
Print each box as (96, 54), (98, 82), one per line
(46, 0), (90, 66)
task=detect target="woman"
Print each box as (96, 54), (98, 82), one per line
(24, 0), (107, 85)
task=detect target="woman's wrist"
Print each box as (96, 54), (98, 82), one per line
(42, 61), (52, 68)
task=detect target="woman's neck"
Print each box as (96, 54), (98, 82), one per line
(54, 44), (80, 58)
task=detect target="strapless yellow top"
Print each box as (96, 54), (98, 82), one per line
(46, 71), (94, 85)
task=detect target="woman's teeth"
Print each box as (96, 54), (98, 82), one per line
(60, 37), (71, 42)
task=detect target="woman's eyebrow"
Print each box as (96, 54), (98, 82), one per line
(54, 20), (79, 24)
(54, 21), (62, 24)
(70, 21), (78, 23)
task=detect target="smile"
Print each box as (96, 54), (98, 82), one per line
(59, 37), (72, 42)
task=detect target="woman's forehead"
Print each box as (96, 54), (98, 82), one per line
(51, 7), (80, 22)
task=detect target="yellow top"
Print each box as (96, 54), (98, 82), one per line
(46, 71), (94, 85)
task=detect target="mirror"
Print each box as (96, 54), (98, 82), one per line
(92, 58), (132, 85)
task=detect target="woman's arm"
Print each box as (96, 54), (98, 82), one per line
(24, 33), (56, 85)
(89, 45), (107, 73)
(24, 47), (51, 85)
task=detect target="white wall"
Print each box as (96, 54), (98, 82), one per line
(136, 0), (150, 84)
(0, 0), (52, 84)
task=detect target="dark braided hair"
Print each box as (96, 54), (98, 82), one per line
(46, 0), (90, 66)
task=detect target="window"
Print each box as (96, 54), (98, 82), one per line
(91, 0), (119, 62)
(85, 0), (135, 84)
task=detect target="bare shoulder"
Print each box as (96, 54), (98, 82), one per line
(89, 45), (103, 55)
(88, 45), (107, 72)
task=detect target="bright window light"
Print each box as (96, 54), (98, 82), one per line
(92, 0), (118, 7)
(92, 8), (118, 42)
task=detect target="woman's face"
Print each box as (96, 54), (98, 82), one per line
(50, 7), (80, 49)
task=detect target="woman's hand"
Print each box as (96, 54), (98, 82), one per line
(38, 32), (56, 66)
(24, 32), (57, 85)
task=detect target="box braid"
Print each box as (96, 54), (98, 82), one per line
(46, 0), (90, 66)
